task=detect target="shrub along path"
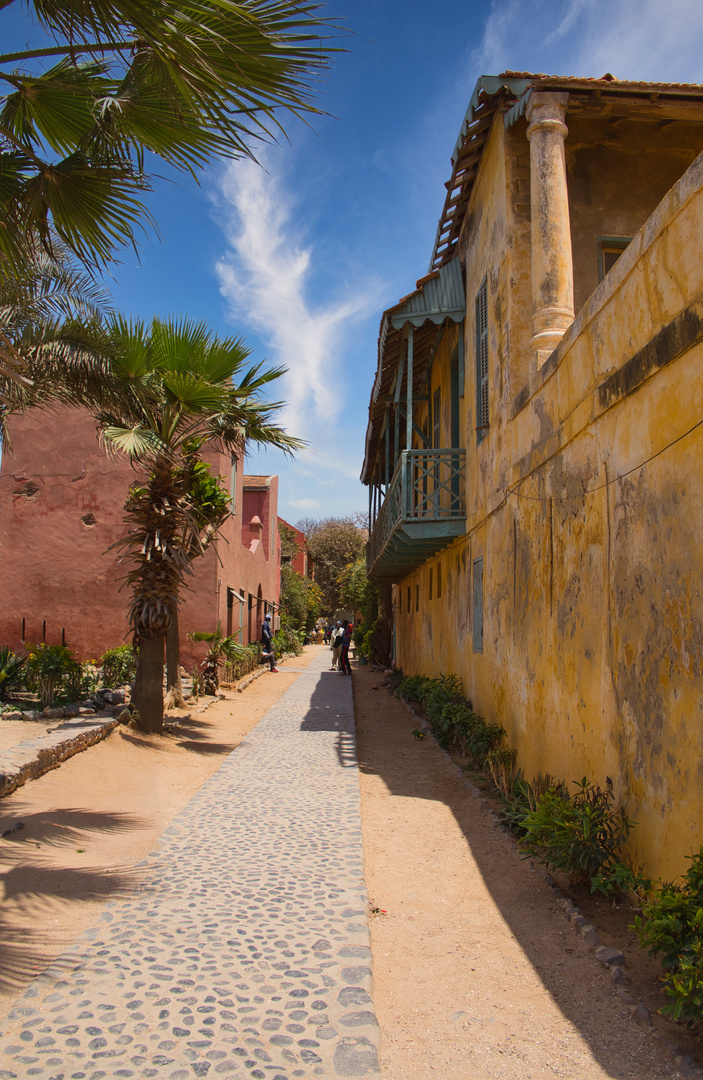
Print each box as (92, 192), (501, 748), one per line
(353, 662), (687, 1080)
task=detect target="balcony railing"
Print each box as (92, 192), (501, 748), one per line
(367, 449), (466, 583)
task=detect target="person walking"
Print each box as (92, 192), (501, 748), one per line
(339, 621), (352, 676)
(331, 622), (342, 670)
(261, 614), (278, 672)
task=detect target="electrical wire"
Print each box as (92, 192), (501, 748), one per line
(506, 415), (703, 503)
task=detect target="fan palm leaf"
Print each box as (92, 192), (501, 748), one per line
(0, 0), (341, 268)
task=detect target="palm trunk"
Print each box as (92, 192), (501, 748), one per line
(132, 634), (165, 733)
(165, 614), (186, 709)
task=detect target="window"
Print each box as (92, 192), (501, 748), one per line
(475, 277), (489, 444)
(437, 562), (442, 599)
(429, 567), (433, 600)
(230, 454), (237, 512)
(415, 584), (420, 612)
(597, 236), (632, 282)
(472, 557), (484, 653)
(407, 586), (411, 613)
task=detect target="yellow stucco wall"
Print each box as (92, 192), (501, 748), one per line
(394, 142), (703, 882)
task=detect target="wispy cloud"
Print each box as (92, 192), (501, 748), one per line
(471, 0), (703, 83)
(214, 154), (379, 442)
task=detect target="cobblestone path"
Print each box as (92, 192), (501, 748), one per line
(0, 651), (379, 1080)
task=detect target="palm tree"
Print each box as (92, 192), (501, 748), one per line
(94, 314), (302, 732)
(0, 1), (338, 272)
(190, 624), (245, 694)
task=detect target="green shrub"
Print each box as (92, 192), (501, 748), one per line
(499, 773), (568, 836)
(634, 848), (703, 1022)
(101, 644), (137, 687)
(273, 626), (303, 657)
(519, 776), (635, 889)
(25, 644), (80, 708)
(0, 647), (26, 702)
(394, 670), (504, 766)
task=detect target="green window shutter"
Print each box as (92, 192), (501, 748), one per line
(475, 278), (489, 445)
(472, 556), (484, 653)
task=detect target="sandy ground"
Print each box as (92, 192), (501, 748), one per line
(352, 663), (685, 1080)
(0, 649), (317, 1018)
(0, 646), (696, 1080)
(0, 718), (54, 754)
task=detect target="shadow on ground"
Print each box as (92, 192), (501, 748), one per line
(350, 663), (676, 1080)
(0, 807), (143, 999)
(300, 670), (357, 768)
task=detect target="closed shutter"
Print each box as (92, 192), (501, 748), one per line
(476, 278), (489, 444)
(472, 557), (483, 653)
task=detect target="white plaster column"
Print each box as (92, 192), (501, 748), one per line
(526, 91), (574, 366)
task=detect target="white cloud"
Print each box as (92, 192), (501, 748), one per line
(471, 0), (703, 84)
(289, 497), (320, 510)
(214, 154), (379, 442)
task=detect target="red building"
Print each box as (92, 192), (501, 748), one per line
(0, 408), (280, 667)
(278, 517), (313, 579)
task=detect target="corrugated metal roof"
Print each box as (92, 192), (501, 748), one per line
(361, 258), (465, 484)
(389, 257), (465, 329)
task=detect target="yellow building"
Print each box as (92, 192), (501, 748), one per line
(361, 73), (703, 880)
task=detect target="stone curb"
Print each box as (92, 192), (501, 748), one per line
(0, 716), (119, 800)
(393, 689), (703, 1080)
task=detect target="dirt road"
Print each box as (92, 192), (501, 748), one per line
(353, 662), (685, 1080)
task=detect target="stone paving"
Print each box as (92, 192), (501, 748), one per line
(0, 651), (380, 1080)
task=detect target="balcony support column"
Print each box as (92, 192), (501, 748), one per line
(526, 91), (574, 367)
(405, 325), (414, 450)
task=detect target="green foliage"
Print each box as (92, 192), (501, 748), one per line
(25, 643), (81, 707)
(634, 848), (703, 1022)
(100, 645), (137, 687)
(190, 624), (245, 693)
(273, 626), (304, 658)
(485, 747), (518, 796)
(393, 670), (504, 767)
(498, 773), (569, 837)
(0, 647), (25, 702)
(279, 565), (320, 635)
(278, 522), (301, 562)
(339, 556), (380, 660)
(0, 0), (337, 272)
(297, 517), (366, 612)
(519, 777), (635, 889)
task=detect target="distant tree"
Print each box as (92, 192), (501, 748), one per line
(278, 520), (301, 562)
(279, 565), (320, 636)
(296, 516), (365, 613)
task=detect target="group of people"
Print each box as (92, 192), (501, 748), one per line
(329, 620), (352, 676)
(261, 615), (353, 676)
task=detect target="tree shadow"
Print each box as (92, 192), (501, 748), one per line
(0, 807), (145, 1000)
(0, 807), (145, 850)
(174, 740), (236, 756)
(351, 667), (660, 1080)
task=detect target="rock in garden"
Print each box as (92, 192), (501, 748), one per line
(1, 711), (22, 722)
(111, 690), (125, 704)
(63, 702), (82, 717)
(41, 707), (65, 719)
(116, 709), (132, 725)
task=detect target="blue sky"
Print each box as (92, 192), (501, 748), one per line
(4, 0), (703, 523)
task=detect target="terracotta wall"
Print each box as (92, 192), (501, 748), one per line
(0, 412), (280, 666)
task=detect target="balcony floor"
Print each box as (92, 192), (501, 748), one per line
(368, 518), (466, 584)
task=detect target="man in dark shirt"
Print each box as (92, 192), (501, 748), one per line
(261, 614), (278, 672)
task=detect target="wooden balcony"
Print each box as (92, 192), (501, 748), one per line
(367, 449), (466, 584)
